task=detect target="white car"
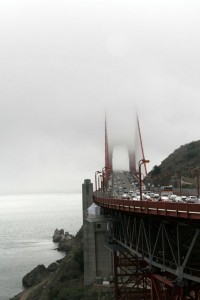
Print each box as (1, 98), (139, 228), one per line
(174, 196), (182, 202)
(153, 193), (160, 199)
(143, 194), (151, 200)
(169, 194), (177, 201)
(159, 196), (170, 202)
(186, 196), (198, 203)
(122, 193), (130, 199)
(181, 196), (187, 201)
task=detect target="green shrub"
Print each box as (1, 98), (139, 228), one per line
(56, 287), (86, 300)
(73, 247), (84, 272)
(49, 287), (59, 300)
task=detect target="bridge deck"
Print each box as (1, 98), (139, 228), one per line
(94, 195), (200, 220)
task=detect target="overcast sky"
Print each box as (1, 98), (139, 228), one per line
(0, 0), (200, 194)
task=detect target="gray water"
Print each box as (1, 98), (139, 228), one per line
(0, 193), (82, 300)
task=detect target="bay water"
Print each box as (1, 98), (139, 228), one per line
(0, 193), (83, 300)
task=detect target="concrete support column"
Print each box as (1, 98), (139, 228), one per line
(82, 179), (113, 286)
(82, 179), (96, 285)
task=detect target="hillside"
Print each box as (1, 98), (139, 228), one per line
(146, 140), (200, 188)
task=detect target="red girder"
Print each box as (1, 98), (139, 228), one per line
(113, 251), (150, 300)
(150, 274), (185, 300)
(113, 251), (190, 300)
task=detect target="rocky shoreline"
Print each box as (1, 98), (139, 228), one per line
(10, 227), (83, 300)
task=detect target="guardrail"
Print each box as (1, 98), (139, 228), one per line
(93, 195), (200, 220)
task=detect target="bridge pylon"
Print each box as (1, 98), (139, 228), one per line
(82, 179), (113, 287)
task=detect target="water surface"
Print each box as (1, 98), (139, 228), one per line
(0, 193), (82, 300)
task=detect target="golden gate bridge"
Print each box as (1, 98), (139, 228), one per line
(83, 114), (200, 300)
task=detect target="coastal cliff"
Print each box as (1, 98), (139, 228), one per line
(10, 227), (85, 300)
(10, 227), (113, 300)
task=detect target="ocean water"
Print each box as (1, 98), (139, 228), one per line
(0, 193), (83, 300)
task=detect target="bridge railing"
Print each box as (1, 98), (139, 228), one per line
(93, 194), (200, 220)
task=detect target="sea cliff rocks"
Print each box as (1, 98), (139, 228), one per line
(53, 228), (73, 243)
(47, 262), (59, 272)
(22, 264), (49, 288)
(53, 228), (77, 252)
(21, 229), (74, 289)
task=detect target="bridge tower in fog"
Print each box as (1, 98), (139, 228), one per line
(105, 116), (113, 175)
(105, 113), (148, 176)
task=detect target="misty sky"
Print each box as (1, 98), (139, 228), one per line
(1, 0), (200, 193)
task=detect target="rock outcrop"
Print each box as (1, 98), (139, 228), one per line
(22, 264), (49, 288)
(47, 262), (59, 272)
(53, 228), (73, 243)
(53, 228), (78, 252)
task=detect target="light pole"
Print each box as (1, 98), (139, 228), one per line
(97, 174), (103, 192)
(195, 176), (200, 198)
(176, 171), (182, 196)
(192, 168), (200, 198)
(179, 176), (182, 196)
(139, 159), (150, 201)
(102, 167), (111, 192)
(95, 171), (101, 191)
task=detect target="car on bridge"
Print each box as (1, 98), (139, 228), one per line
(169, 194), (177, 201)
(121, 193), (130, 199)
(158, 196), (171, 202)
(143, 194), (152, 200)
(186, 196), (198, 203)
(152, 193), (160, 199)
(174, 196), (182, 202)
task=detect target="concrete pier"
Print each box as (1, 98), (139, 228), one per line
(82, 179), (113, 285)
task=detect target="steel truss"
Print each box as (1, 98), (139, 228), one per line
(113, 249), (150, 299)
(105, 209), (200, 299)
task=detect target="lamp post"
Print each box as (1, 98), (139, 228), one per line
(194, 176), (200, 198)
(176, 171), (182, 196)
(98, 174), (102, 190)
(192, 168), (200, 198)
(102, 167), (111, 192)
(139, 159), (150, 201)
(179, 176), (182, 196)
(95, 171), (101, 191)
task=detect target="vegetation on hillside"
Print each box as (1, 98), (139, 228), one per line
(145, 140), (200, 188)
